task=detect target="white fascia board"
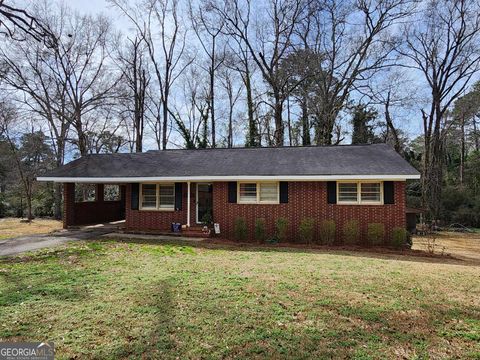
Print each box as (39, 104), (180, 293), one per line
(37, 174), (421, 183)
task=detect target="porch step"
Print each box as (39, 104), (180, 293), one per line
(120, 226), (212, 238)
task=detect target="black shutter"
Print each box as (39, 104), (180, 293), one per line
(279, 182), (288, 203)
(228, 182), (237, 203)
(384, 181), (395, 204)
(327, 181), (337, 204)
(131, 183), (139, 210)
(175, 183), (183, 210)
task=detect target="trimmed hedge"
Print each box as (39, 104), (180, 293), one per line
(367, 223), (385, 246)
(233, 217), (248, 241)
(319, 220), (336, 245)
(343, 220), (360, 245)
(254, 218), (267, 243)
(392, 227), (408, 249)
(275, 218), (289, 242)
(298, 218), (315, 244)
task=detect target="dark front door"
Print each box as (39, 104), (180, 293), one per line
(196, 183), (213, 224)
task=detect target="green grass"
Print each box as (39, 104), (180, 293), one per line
(0, 238), (479, 359)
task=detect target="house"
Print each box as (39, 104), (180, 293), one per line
(37, 144), (420, 243)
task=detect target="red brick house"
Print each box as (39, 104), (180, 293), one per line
(38, 144), (420, 243)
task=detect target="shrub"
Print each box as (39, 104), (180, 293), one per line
(298, 218), (315, 244)
(391, 227), (408, 249)
(254, 218), (267, 243)
(343, 220), (360, 245)
(319, 220), (336, 245)
(233, 217), (248, 241)
(275, 217), (289, 242)
(367, 223), (385, 246)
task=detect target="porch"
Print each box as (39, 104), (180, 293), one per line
(64, 182), (214, 235)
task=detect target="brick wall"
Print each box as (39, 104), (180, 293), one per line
(122, 181), (406, 243)
(125, 183), (196, 230)
(63, 183), (125, 228)
(212, 181), (406, 243)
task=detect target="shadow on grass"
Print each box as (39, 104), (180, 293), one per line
(99, 235), (480, 267)
(108, 278), (177, 359)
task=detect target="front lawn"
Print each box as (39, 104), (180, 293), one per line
(0, 239), (479, 359)
(0, 218), (63, 240)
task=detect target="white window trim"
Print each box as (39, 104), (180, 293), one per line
(237, 181), (280, 204)
(337, 181), (383, 205)
(139, 183), (175, 211)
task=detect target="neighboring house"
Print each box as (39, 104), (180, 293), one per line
(37, 144), (420, 242)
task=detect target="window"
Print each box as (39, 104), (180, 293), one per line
(259, 183), (278, 202)
(338, 183), (358, 203)
(337, 181), (382, 205)
(158, 184), (175, 209)
(238, 182), (279, 204)
(140, 183), (175, 210)
(141, 184), (157, 209)
(361, 183), (381, 203)
(75, 184), (96, 202)
(104, 185), (121, 201)
(239, 183), (257, 203)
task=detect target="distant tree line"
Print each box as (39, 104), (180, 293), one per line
(0, 0), (479, 227)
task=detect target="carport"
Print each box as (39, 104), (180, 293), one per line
(62, 183), (126, 229)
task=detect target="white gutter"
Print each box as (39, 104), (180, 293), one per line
(37, 174), (421, 183)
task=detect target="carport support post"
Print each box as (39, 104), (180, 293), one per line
(187, 181), (191, 228)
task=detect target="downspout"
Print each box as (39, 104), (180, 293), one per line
(187, 181), (191, 228)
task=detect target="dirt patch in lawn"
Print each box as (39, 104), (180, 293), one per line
(0, 218), (63, 240)
(413, 231), (480, 263)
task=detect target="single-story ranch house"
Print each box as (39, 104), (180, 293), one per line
(38, 144), (420, 243)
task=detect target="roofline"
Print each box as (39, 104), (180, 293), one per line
(37, 174), (421, 183)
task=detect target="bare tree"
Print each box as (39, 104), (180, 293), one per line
(296, 0), (415, 145)
(111, 0), (192, 150)
(190, 1), (226, 148)
(0, 1), (72, 218)
(224, 40), (260, 147)
(170, 68), (210, 149)
(0, 0), (56, 47)
(0, 101), (53, 220)
(115, 36), (150, 152)
(219, 67), (242, 147)
(209, 0), (304, 146)
(400, 0), (480, 216)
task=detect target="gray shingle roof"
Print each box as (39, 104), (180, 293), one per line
(38, 144), (420, 180)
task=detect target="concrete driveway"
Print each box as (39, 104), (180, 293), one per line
(0, 222), (122, 257)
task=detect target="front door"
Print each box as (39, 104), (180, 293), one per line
(196, 183), (213, 224)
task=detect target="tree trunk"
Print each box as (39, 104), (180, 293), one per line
(74, 107), (88, 156)
(385, 93), (401, 153)
(245, 69), (258, 147)
(210, 62), (216, 148)
(273, 89), (284, 146)
(474, 115), (479, 152)
(460, 115), (465, 185)
(287, 96), (292, 146)
(301, 96), (310, 146)
(162, 89), (169, 150)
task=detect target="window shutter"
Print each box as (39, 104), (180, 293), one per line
(131, 183), (139, 210)
(175, 183), (183, 210)
(383, 181), (395, 204)
(279, 182), (288, 203)
(327, 181), (337, 204)
(228, 182), (237, 203)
